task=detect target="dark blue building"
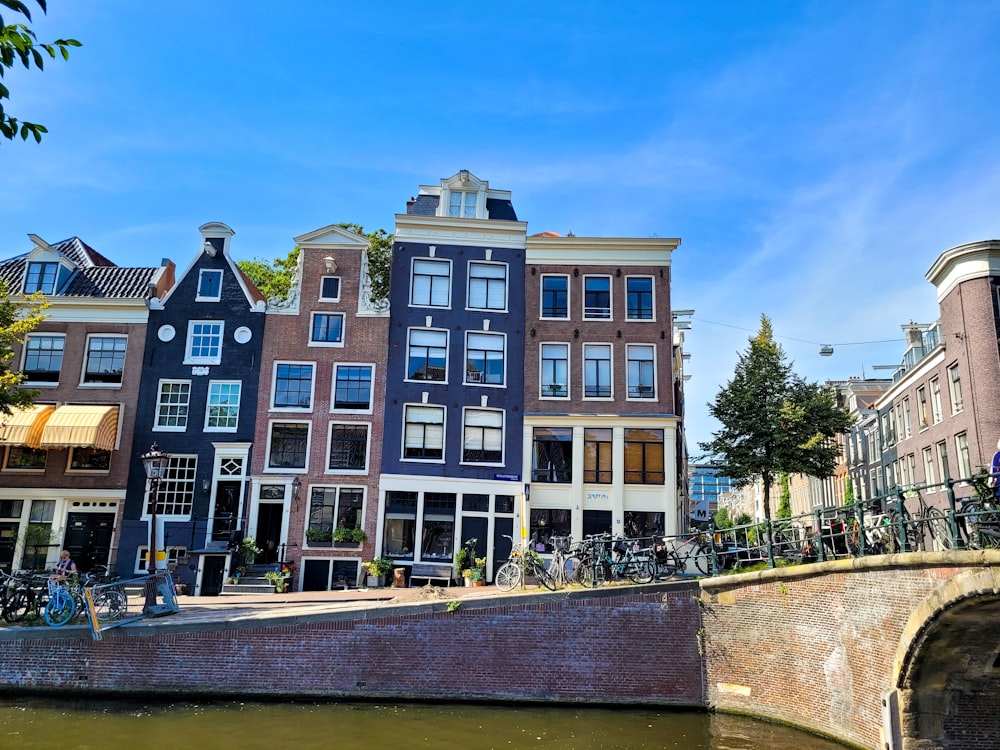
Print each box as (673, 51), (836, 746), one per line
(119, 223), (265, 595)
(376, 171), (528, 579)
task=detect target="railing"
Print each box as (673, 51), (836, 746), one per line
(85, 571), (179, 641)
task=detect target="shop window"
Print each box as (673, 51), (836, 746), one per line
(533, 427), (572, 483)
(383, 491), (417, 560)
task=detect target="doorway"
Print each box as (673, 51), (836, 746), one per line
(201, 555), (227, 596)
(63, 513), (115, 573)
(255, 503), (283, 564)
(0, 522), (17, 572)
(211, 481), (241, 542)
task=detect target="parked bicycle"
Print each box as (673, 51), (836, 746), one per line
(43, 569), (129, 627)
(651, 532), (712, 579)
(2, 571), (49, 623)
(494, 535), (557, 592)
(577, 534), (654, 587)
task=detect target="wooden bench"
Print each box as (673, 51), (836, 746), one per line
(409, 563), (453, 587)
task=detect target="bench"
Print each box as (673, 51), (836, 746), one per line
(409, 563), (453, 587)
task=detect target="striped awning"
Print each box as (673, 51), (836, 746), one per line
(0, 404), (56, 448)
(39, 405), (120, 451)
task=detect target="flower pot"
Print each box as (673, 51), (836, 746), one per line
(464, 577), (472, 587)
(366, 575), (384, 589)
(473, 580), (485, 587)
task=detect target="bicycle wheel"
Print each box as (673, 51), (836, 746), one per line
(923, 507), (955, 551)
(494, 561), (521, 592)
(44, 591), (76, 626)
(692, 545), (711, 576)
(562, 555), (582, 585)
(886, 512), (921, 553)
(2, 590), (30, 623)
(93, 589), (128, 621)
(580, 559), (608, 588)
(654, 551), (681, 580)
(533, 561), (557, 591)
(627, 557), (655, 584)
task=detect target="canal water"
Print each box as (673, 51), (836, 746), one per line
(0, 697), (852, 749)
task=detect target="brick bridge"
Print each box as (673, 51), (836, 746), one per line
(1, 551), (997, 750)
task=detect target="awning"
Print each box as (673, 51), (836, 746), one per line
(39, 405), (120, 451)
(0, 403), (56, 448)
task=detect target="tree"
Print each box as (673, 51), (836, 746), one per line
(700, 315), (852, 526)
(844, 476), (855, 505)
(0, 281), (48, 416)
(338, 223), (392, 303)
(238, 247), (300, 301)
(1, 1), (81, 143)
(777, 473), (791, 520)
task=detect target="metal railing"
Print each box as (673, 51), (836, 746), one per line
(85, 571), (179, 640)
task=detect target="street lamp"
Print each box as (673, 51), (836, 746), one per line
(141, 443), (171, 575)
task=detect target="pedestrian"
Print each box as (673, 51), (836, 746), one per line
(52, 549), (76, 581)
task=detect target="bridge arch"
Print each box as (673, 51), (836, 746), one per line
(892, 567), (1000, 749)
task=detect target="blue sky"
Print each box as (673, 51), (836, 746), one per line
(3, 1), (1000, 449)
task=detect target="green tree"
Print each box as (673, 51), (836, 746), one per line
(777, 473), (791, 519)
(338, 223), (393, 303)
(0, 281), (48, 415)
(714, 507), (732, 529)
(1, 1), (81, 142)
(844, 476), (854, 505)
(700, 315), (852, 525)
(238, 247), (300, 302)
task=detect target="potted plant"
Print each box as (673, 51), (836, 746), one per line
(306, 528), (333, 545)
(461, 568), (473, 587)
(351, 528), (368, 543)
(472, 557), (487, 586)
(238, 536), (261, 567)
(265, 567), (291, 593)
(362, 557), (393, 588)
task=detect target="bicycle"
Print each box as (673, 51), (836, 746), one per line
(2, 571), (49, 622)
(545, 534), (578, 589)
(578, 534), (654, 587)
(494, 535), (556, 592)
(651, 532), (712, 579)
(43, 569), (129, 627)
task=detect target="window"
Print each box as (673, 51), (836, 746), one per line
(465, 332), (505, 385)
(624, 511), (664, 538)
(307, 487), (363, 542)
(3, 446), (46, 471)
(267, 423), (309, 470)
(320, 276), (341, 301)
(205, 381), (241, 431)
(272, 363), (314, 410)
(333, 365), (373, 410)
(584, 344), (612, 398)
(902, 397), (912, 439)
(923, 447), (936, 490)
(403, 405), (445, 460)
(24, 261), (58, 294)
(584, 428), (613, 483)
(448, 190), (477, 218)
(197, 269), (222, 300)
(541, 275), (568, 318)
(540, 343), (568, 397)
(917, 386), (928, 427)
(626, 277), (654, 320)
(411, 259), (450, 307)
(310, 313), (345, 345)
(936, 441), (950, 482)
(529, 509), (572, 551)
(947, 364), (963, 414)
(930, 378), (943, 424)
(22, 500), (54, 571)
(468, 262), (507, 311)
(155, 380), (190, 431)
(532, 427), (572, 483)
(185, 321), (223, 364)
(407, 329), (447, 382)
(462, 408), (503, 463)
(22, 334), (64, 383)
(327, 424), (369, 471)
(421, 493), (456, 561)
(955, 433), (971, 481)
(383, 491), (417, 560)
(146, 455), (197, 517)
(907, 454), (917, 486)
(82, 335), (126, 385)
(624, 428), (664, 484)
(68, 447), (111, 472)
(583, 276), (611, 319)
(627, 344), (655, 399)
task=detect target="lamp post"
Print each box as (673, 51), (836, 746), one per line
(141, 443), (171, 576)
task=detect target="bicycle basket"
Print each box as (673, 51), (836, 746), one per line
(613, 540), (628, 556)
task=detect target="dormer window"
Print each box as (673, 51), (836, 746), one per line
(24, 262), (59, 294)
(197, 270), (223, 301)
(449, 191), (478, 218)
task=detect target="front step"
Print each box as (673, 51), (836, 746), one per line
(221, 563), (284, 596)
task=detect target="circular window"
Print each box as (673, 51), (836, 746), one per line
(157, 325), (176, 342)
(233, 326), (252, 344)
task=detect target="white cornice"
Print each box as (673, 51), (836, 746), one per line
(21, 298), (151, 324)
(293, 224), (371, 248)
(925, 239), (1000, 302)
(395, 214), (528, 250)
(526, 236), (680, 265)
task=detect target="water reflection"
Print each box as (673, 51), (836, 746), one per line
(0, 698), (850, 749)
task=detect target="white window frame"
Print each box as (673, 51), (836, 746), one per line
(134, 545), (188, 576)
(955, 432), (972, 481)
(402, 404), (446, 462)
(583, 275), (613, 320)
(66, 446), (112, 474)
(319, 275), (341, 302)
(332, 363), (375, 413)
(923, 446), (936, 491)
(917, 386), (928, 428)
(625, 275), (655, 321)
(265, 421), (312, 472)
(270, 361), (316, 411)
(947, 364), (963, 414)
(936, 440), (950, 481)
(467, 261), (508, 312)
(902, 397), (912, 439)
(583, 343), (613, 399)
(196, 269), (223, 301)
(23, 261), (59, 294)
(406, 328), (449, 383)
(21, 333), (65, 386)
(154, 379), (191, 432)
(540, 274), (570, 319)
(309, 312), (346, 347)
(204, 380), (242, 432)
(465, 331), (506, 387)
(410, 258), (451, 308)
(626, 343), (656, 400)
(461, 407), (505, 465)
(326, 421), (371, 474)
(184, 320), (224, 365)
(80, 333), (127, 387)
(540, 342), (569, 399)
(447, 189), (479, 218)
(929, 377), (943, 424)
(143, 454), (197, 519)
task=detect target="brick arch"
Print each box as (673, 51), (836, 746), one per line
(892, 568), (1000, 749)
